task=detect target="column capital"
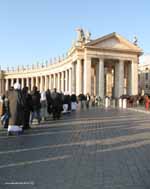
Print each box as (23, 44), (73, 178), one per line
(131, 58), (138, 64)
(71, 62), (76, 68)
(118, 59), (125, 63)
(99, 56), (104, 61)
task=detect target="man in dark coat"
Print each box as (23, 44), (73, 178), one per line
(46, 89), (52, 115)
(51, 88), (62, 120)
(30, 86), (41, 124)
(22, 86), (33, 129)
(78, 93), (85, 109)
(70, 93), (77, 111)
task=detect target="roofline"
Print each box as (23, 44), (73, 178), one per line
(86, 32), (117, 46)
(83, 46), (143, 55)
(85, 32), (142, 53)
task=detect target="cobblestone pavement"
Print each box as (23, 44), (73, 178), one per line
(0, 107), (150, 189)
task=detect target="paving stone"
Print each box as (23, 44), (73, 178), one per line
(0, 107), (150, 188)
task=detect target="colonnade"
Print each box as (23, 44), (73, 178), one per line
(3, 56), (138, 98)
(5, 67), (73, 94)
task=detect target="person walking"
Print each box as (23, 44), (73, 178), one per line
(85, 93), (91, 109)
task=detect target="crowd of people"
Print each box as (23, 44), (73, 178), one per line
(1, 83), (148, 135)
(0, 83), (94, 135)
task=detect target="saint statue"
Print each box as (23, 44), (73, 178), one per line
(45, 60), (48, 66)
(85, 30), (91, 42)
(133, 36), (138, 46)
(76, 28), (85, 42)
(36, 62), (39, 68)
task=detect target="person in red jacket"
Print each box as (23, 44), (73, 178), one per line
(145, 95), (150, 110)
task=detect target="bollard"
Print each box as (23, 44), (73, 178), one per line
(122, 99), (127, 108)
(112, 99), (116, 108)
(119, 98), (122, 108)
(105, 97), (109, 108)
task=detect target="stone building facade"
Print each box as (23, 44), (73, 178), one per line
(138, 54), (150, 95)
(0, 30), (142, 98)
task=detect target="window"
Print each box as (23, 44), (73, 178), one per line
(145, 84), (148, 89)
(145, 73), (148, 80)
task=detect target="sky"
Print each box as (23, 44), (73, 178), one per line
(0, 0), (150, 69)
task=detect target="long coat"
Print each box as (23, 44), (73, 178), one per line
(8, 89), (24, 126)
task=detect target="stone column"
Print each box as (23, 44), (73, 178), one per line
(57, 72), (60, 92)
(0, 71), (4, 95)
(84, 53), (91, 95)
(53, 74), (56, 89)
(11, 78), (14, 87)
(69, 68), (72, 94)
(106, 70), (112, 97)
(114, 60), (124, 98)
(16, 78), (19, 83)
(96, 58), (104, 98)
(49, 75), (52, 90)
(40, 76), (43, 92)
(72, 63), (76, 93)
(36, 76), (39, 89)
(124, 63), (128, 95)
(26, 78), (29, 87)
(127, 62), (131, 95)
(130, 60), (138, 95)
(76, 59), (82, 95)
(55, 74), (58, 89)
(21, 78), (25, 89)
(61, 71), (65, 92)
(5, 79), (9, 91)
(31, 77), (34, 91)
(45, 75), (49, 91)
(65, 70), (68, 92)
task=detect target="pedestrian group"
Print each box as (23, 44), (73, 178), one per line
(0, 83), (96, 135)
